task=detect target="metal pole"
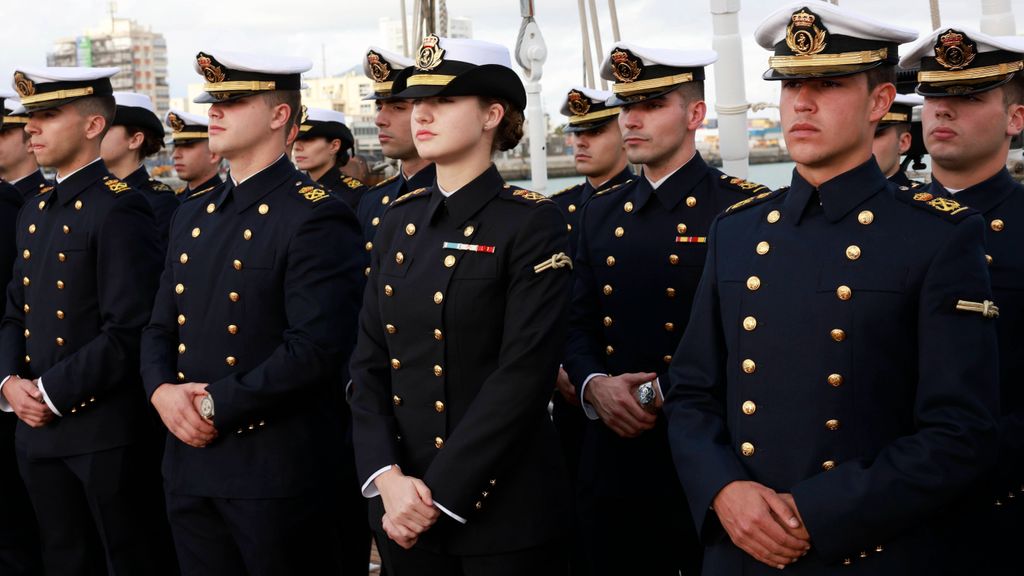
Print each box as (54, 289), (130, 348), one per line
(516, 0), (549, 192)
(929, 0), (942, 30)
(980, 0), (1016, 36)
(607, 0), (621, 42)
(400, 0), (409, 56)
(710, 0), (750, 177)
(588, 0), (607, 90)
(577, 0), (595, 87)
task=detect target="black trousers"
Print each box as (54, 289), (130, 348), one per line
(166, 492), (343, 576)
(16, 443), (176, 576)
(377, 534), (568, 576)
(0, 416), (41, 576)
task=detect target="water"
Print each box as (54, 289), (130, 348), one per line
(510, 161), (797, 193)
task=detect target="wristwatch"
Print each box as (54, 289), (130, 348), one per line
(199, 393), (215, 421)
(635, 381), (657, 413)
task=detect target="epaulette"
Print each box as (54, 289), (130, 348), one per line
(718, 174), (770, 195)
(149, 179), (175, 193)
(502, 184), (552, 204)
(36, 185), (54, 197)
(895, 187), (977, 223)
(296, 185), (331, 203)
(724, 187), (787, 215)
(592, 178), (634, 199)
(185, 185), (218, 200)
(175, 186), (186, 196)
(369, 174), (398, 190)
(342, 176), (365, 189)
(391, 186), (429, 206)
(548, 183), (581, 198)
(910, 181), (924, 189)
(102, 176), (130, 195)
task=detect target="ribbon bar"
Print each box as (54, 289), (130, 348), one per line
(442, 241), (495, 253)
(675, 236), (707, 243)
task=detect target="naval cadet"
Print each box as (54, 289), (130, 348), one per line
(164, 108), (223, 201)
(356, 46), (435, 245)
(902, 27), (1024, 574)
(0, 66), (174, 576)
(664, 4), (999, 574)
(872, 92), (924, 188)
(0, 92), (49, 198)
(294, 106), (369, 209)
(101, 91), (179, 250)
(564, 42), (763, 576)
(349, 35), (572, 575)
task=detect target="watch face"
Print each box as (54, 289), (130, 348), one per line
(200, 395), (215, 419)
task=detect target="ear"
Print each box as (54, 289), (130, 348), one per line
(270, 103), (293, 131)
(127, 129), (145, 151)
(1006, 102), (1024, 138)
(328, 138), (342, 155)
(898, 130), (913, 154)
(687, 99), (707, 132)
(868, 82), (897, 124)
(208, 151), (222, 166)
(482, 101), (505, 132)
(83, 114), (108, 142)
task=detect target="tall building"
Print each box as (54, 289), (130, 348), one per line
(47, 16), (169, 118)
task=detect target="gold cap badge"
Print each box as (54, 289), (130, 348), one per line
(610, 49), (642, 83)
(415, 34), (446, 72)
(566, 90), (591, 116)
(13, 72), (35, 98)
(367, 50), (392, 82)
(196, 53), (226, 83)
(167, 112), (185, 132)
(934, 30), (977, 71)
(786, 8), (828, 56)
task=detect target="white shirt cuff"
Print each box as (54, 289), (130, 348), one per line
(579, 373), (607, 420)
(361, 464), (393, 498)
(434, 501), (467, 524)
(344, 379), (353, 403)
(36, 378), (61, 417)
(653, 377), (664, 403)
(0, 375), (13, 412)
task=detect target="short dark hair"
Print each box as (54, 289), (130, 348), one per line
(71, 95), (116, 138)
(122, 124), (164, 158)
(865, 64), (897, 92)
(676, 81), (706, 105)
(260, 90), (302, 128)
(1001, 73), (1024, 107)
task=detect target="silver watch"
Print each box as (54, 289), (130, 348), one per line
(199, 393), (215, 421)
(635, 381), (657, 413)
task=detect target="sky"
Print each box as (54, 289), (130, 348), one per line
(1, 0), (1020, 121)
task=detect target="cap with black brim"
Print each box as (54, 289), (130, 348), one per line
(598, 43), (715, 107)
(900, 28), (1024, 97)
(11, 66), (119, 113)
(192, 50), (312, 104)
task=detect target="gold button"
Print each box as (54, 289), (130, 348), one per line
(227, 324), (238, 335)
(568, 204), (577, 213)
(828, 373), (843, 387)
(826, 419), (840, 431)
(623, 201), (633, 213)
(836, 285), (852, 300)
(433, 365), (444, 377)
(177, 314), (186, 326)
(666, 287), (677, 298)
(24, 355), (30, 363)
(986, 254), (993, 265)
(364, 267), (370, 277)
(206, 203), (216, 213)
(38, 200), (45, 210)
(741, 442), (755, 456)
(391, 358), (401, 370)
(175, 283), (185, 294)
(384, 285), (394, 297)
(664, 322), (675, 332)
(603, 316), (613, 327)
(406, 223), (417, 236)
(756, 241), (770, 255)
(831, 328), (846, 342)
(178, 343), (186, 354)
(22, 249), (30, 260)
(178, 372), (185, 381)
(381, 196), (390, 205)
(191, 227), (201, 238)
(875, 545), (884, 553)
(56, 310), (64, 319)
(28, 224), (36, 234)
(372, 217), (380, 226)
(23, 304), (29, 314)
(743, 316), (757, 331)
(823, 460), (836, 471)
(463, 225), (475, 237)
(605, 345), (615, 356)
(859, 551), (868, 559)
(663, 355), (672, 364)
(606, 256), (616, 266)
(746, 276), (761, 291)
(677, 223), (687, 234)
(395, 252), (404, 264)
(434, 401), (445, 413)
(21, 277), (29, 287)
(56, 280), (64, 290)
(365, 241), (373, 252)
(669, 254), (679, 265)
(858, 210), (874, 225)
(686, 196), (697, 207)
(179, 253), (189, 264)
(62, 225), (70, 234)
(243, 229), (252, 240)
(58, 252), (66, 262)
(433, 291), (443, 304)
(603, 285), (613, 296)
(229, 291), (240, 302)
(392, 395), (402, 406)
(386, 324), (397, 334)
(742, 400), (756, 415)
(23, 329), (29, 338)
(434, 436), (445, 449)
(226, 356), (237, 366)
(444, 255), (456, 267)
(846, 245), (861, 260)
(258, 203), (269, 215)
(742, 359), (756, 374)
(614, 227), (624, 238)
(991, 219), (1005, 232)
(433, 329), (443, 340)
(74, 200), (83, 210)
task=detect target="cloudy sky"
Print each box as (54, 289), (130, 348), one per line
(2, 0), (1018, 120)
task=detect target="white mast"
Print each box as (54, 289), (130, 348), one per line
(516, 0), (549, 193)
(980, 0), (1016, 36)
(710, 0), (750, 177)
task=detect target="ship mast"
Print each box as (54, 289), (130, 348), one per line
(516, 0), (549, 193)
(710, 0), (751, 177)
